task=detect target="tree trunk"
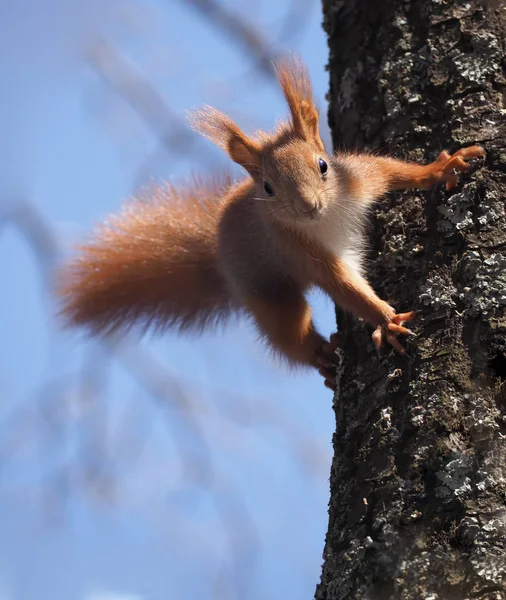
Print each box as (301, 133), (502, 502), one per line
(317, 1), (506, 599)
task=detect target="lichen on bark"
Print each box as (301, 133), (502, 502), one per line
(317, 1), (506, 599)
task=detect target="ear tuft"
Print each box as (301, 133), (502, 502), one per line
(188, 106), (261, 175)
(275, 56), (323, 150)
(188, 105), (235, 152)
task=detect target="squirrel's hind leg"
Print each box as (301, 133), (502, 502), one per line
(242, 286), (340, 389)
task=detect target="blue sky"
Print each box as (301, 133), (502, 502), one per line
(0, 1), (337, 598)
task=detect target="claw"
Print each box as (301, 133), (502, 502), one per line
(393, 311), (416, 324)
(315, 354), (334, 368)
(454, 146), (486, 160)
(324, 379), (337, 392)
(315, 332), (343, 390)
(318, 363), (338, 391)
(433, 145), (485, 190)
(372, 327), (382, 352)
(372, 311), (416, 355)
(386, 332), (407, 354)
(387, 322), (414, 336)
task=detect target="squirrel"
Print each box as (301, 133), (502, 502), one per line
(58, 57), (485, 391)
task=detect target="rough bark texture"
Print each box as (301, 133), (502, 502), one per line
(317, 1), (506, 599)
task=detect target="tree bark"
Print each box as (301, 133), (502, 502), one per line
(317, 1), (506, 599)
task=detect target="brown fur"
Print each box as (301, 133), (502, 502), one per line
(275, 57), (324, 151)
(59, 57), (485, 386)
(59, 177), (237, 335)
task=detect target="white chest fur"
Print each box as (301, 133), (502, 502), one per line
(308, 197), (370, 275)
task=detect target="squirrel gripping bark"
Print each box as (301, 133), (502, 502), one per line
(58, 57), (485, 390)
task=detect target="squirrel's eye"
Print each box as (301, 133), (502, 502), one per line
(263, 181), (274, 196)
(318, 158), (328, 175)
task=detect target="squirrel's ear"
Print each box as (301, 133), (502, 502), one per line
(189, 106), (261, 175)
(275, 57), (324, 152)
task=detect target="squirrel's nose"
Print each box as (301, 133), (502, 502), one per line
(297, 197), (317, 213)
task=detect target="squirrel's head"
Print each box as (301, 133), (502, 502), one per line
(189, 57), (337, 227)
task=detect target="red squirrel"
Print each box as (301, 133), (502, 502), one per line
(59, 58), (485, 390)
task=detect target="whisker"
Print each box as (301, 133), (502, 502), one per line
(269, 202), (290, 214)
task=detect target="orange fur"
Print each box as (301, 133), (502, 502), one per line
(335, 145), (486, 201)
(244, 292), (325, 367)
(59, 56), (485, 389)
(189, 106), (262, 175)
(316, 256), (394, 327)
(275, 57), (324, 151)
(59, 177), (236, 335)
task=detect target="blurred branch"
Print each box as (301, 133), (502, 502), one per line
(181, 0), (280, 80)
(184, 0), (316, 107)
(109, 336), (216, 491)
(88, 39), (215, 164)
(277, 0), (314, 44)
(0, 199), (58, 285)
(0, 1), (328, 593)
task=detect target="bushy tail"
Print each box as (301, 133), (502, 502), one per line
(58, 176), (236, 336)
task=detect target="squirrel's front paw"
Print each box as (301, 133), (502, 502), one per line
(431, 146), (485, 190)
(314, 332), (343, 391)
(372, 311), (416, 355)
